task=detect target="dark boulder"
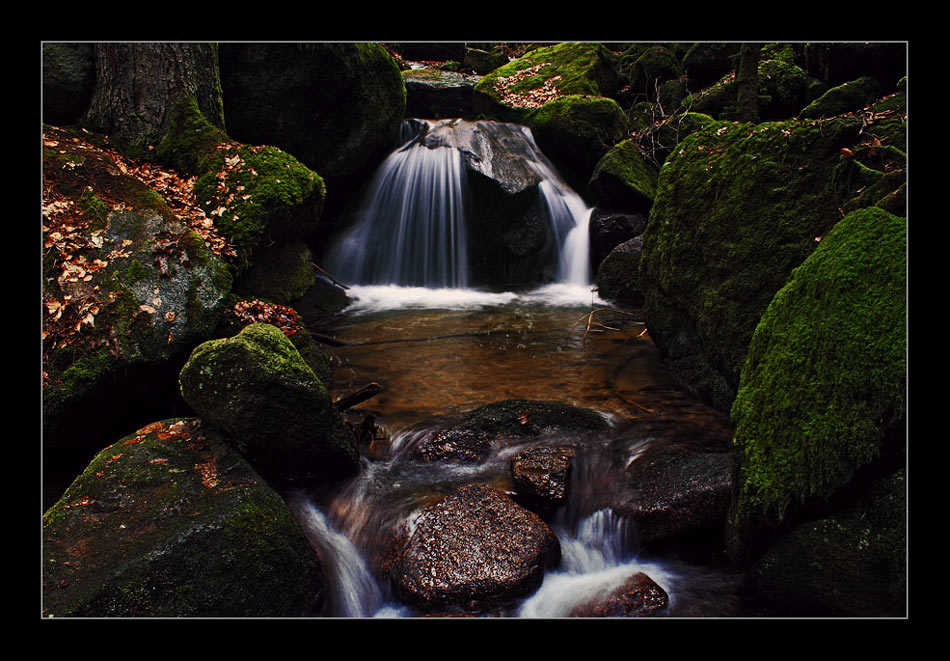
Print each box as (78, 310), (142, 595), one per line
(386, 484), (561, 611)
(588, 208), (648, 270)
(178, 323), (360, 486)
(588, 140), (658, 213)
(799, 76), (884, 119)
(42, 419), (324, 617)
(619, 446), (732, 548)
(595, 236), (645, 307)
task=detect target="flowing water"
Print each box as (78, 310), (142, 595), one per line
(294, 119), (762, 617)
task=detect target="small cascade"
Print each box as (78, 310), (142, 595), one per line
(326, 118), (594, 294)
(290, 496), (383, 618)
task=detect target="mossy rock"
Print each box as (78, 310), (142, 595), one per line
(218, 43), (406, 181)
(463, 47), (509, 75)
(622, 45), (683, 98)
(727, 206), (906, 564)
(42, 43), (96, 126)
(750, 469), (906, 616)
(589, 140), (658, 212)
(639, 116), (866, 411)
(43, 126), (232, 447)
(525, 95), (628, 185)
(233, 240), (317, 305)
(473, 42), (620, 118)
(799, 76), (884, 119)
(685, 55), (809, 122)
(42, 419), (324, 617)
(178, 323), (360, 486)
(157, 97), (327, 273)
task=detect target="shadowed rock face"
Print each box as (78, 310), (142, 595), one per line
(386, 484), (561, 611)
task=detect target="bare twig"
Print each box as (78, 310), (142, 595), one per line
(312, 262), (349, 290)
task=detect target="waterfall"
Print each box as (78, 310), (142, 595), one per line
(326, 119), (594, 293)
(517, 508), (674, 618)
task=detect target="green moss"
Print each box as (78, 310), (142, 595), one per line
(589, 140), (658, 210)
(728, 207), (906, 559)
(76, 187), (109, 225)
(155, 96), (229, 176)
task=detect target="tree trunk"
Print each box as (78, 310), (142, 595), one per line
(735, 43), (761, 123)
(81, 43), (225, 156)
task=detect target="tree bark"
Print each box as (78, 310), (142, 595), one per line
(81, 43), (225, 156)
(735, 43), (761, 123)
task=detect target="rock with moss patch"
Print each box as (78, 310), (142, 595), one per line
(526, 95), (628, 186)
(621, 45), (683, 100)
(589, 140), (658, 213)
(43, 126), (232, 452)
(639, 116), (868, 411)
(42, 419), (324, 617)
(178, 323), (360, 486)
(233, 241), (317, 305)
(799, 76), (884, 119)
(474, 42), (619, 118)
(463, 47), (509, 75)
(726, 206), (906, 565)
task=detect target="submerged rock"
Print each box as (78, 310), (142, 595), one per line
(408, 399), (608, 465)
(569, 571), (669, 617)
(178, 323), (360, 486)
(42, 419), (324, 617)
(386, 484), (561, 611)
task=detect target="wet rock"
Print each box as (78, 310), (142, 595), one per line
(408, 399), (608, 465)
(42, 419), (324, 617)
(510, 446), (575, 513)
(569, 572), (669, 617)
(178, 323), (360, 486)
(386, 484), (561, 611)
(619, 447), (731, 548)
(588, 208), (648, 270)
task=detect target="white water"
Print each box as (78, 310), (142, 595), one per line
(325, 118), (595, 297)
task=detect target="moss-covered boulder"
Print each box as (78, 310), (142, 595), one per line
(463, 46), (509, 75)
(42, 42), (96, 126)
(639, 116), (870, 411)
(178, 323), (360, 486)
(43, 125), (233, 451)
(620, 45), (683, 99)
(727, 207), (906, 566)
(218, 43), (406, 184)
(42, 418), (324, 617)
(588, 140), (658, 212)
(799, 76), (884, 119)
(473, 42), (619, 117)
(232, 241), (317, 305)
(525, 95), (628, 186)
(157, 97), (327, 273)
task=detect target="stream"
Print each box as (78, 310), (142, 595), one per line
(287, 286), (764, 617)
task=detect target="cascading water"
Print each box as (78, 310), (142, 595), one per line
(325, 118), (595, 301)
